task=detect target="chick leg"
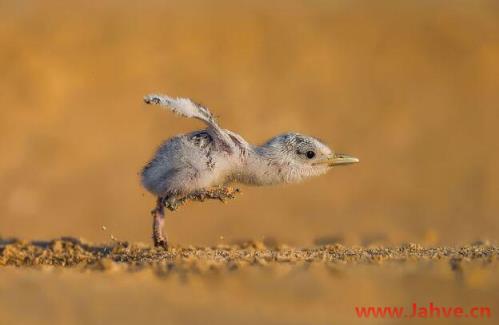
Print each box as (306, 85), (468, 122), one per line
(152, 197), (168, 249)
(166, 187), (240, 210)
(190, 186), (240, 202)
(152, 187), (240, 248)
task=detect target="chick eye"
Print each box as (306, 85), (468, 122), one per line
(306, 151), (315, 159)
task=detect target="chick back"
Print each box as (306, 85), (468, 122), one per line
(141, 130), (231, 196)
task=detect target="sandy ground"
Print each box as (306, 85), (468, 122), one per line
(1, 239), (498, 324)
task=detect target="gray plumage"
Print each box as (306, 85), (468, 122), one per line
(141, 93), (359, 248)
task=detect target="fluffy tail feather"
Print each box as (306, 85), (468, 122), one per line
(144, 94), (215, 126)
(144, 93), (235, 152)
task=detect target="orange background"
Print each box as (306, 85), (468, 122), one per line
(1, 0), (498, 246)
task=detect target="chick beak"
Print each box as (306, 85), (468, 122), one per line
(315, 153), (359, 167)
(330, 153), (359, 166)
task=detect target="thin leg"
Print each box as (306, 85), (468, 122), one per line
(150, 187), (240, 248)
(185, 186), (240, 204)
(152, 197), (168, 249)
(162, 187), (240, 212)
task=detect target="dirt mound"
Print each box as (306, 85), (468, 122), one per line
(1, 237), (496, 275)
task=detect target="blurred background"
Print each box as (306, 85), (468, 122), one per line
(1, 0), (498, 246)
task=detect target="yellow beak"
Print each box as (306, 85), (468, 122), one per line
(314, 153), (360, 167)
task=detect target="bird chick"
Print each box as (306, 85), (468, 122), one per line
(141, 94), (359, 248)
